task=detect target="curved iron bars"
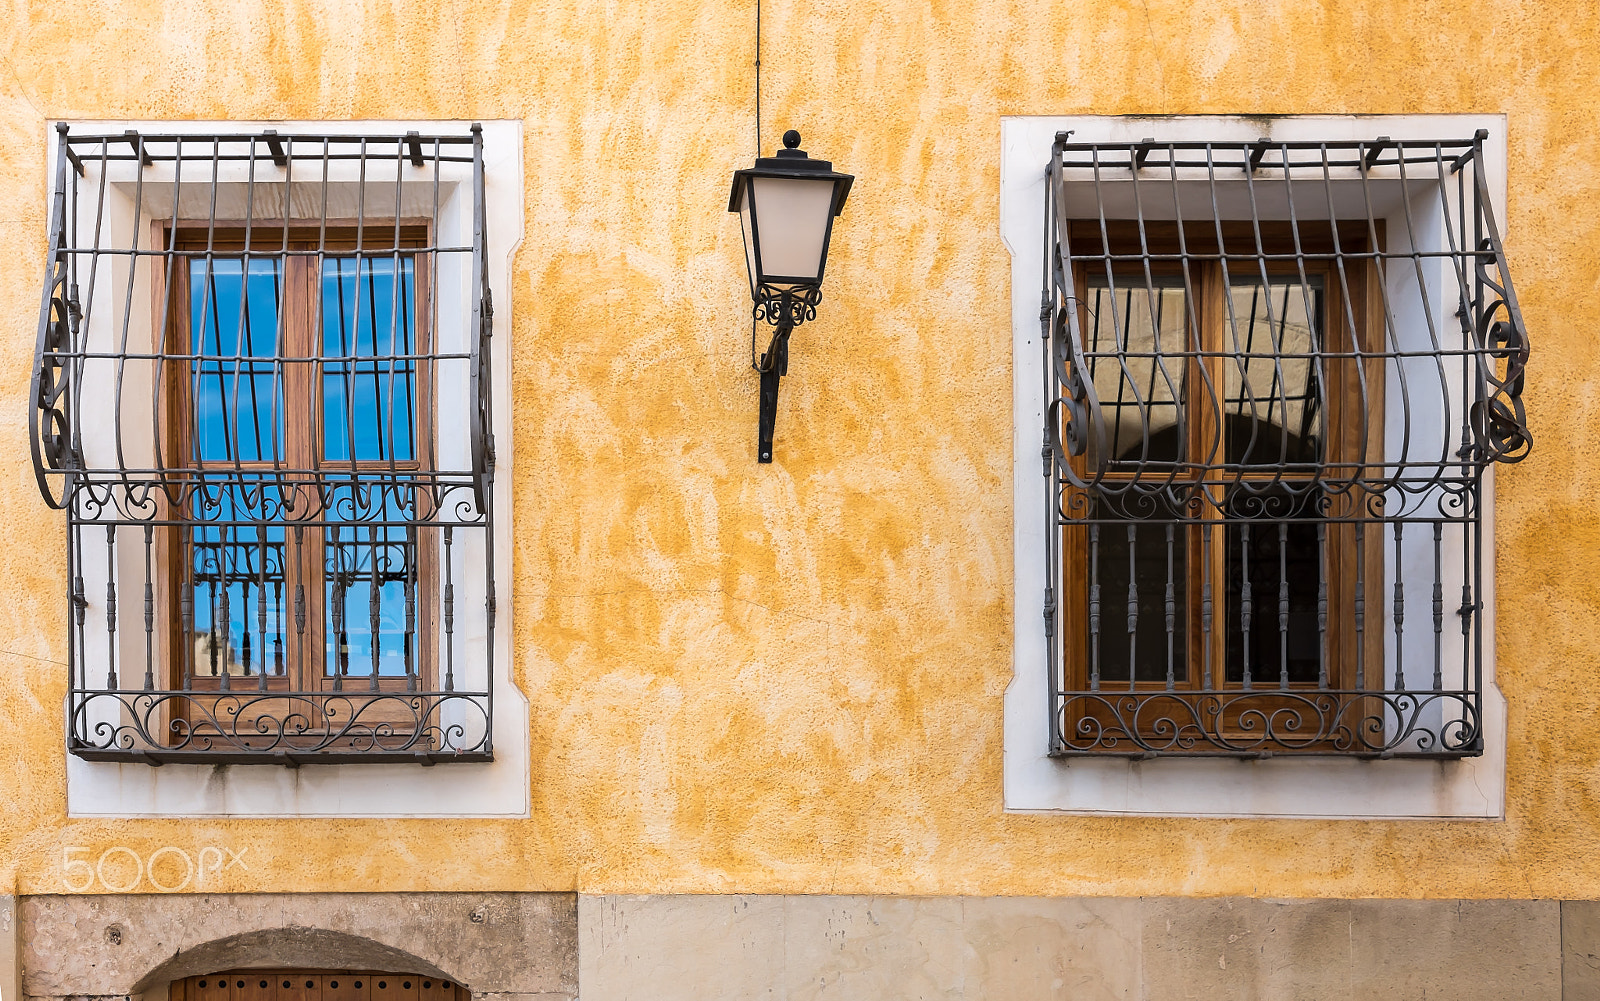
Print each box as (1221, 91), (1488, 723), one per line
(69, 690), (491, 765)
(1057, 691), (1480, 758)
(31, 125), (496, 764)
(1040, 131), (1531, 757)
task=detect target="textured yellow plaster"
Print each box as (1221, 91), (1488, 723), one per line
(0, 0), (1598, 900)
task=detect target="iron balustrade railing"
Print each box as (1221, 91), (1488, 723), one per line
(1040, 132), (1531, 757)
(31, 125), (496, 764)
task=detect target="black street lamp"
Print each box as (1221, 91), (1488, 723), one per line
(728, 130), (854, 462)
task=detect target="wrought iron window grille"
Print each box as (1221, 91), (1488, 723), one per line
(1041, 131), (1531, 757)
(32, 124), (496, 764)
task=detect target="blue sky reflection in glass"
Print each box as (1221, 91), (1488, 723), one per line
(322, 256), (417, 462)
(325, 484), (416, 679)
(190, 258), (285, 463)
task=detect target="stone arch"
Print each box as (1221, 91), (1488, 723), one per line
(132, 926), (459, 993)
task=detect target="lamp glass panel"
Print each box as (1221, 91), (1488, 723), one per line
(737, 183), (759, 297)
(750, 176), (835, 283)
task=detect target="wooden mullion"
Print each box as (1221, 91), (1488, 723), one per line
(1060, 262), (1090, 693)
(159, 236), (189, 711)
(280, 244), (319, 693)
(413, 243), (438, 694)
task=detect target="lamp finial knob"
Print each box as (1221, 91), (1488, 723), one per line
(782, 130), (801, 149)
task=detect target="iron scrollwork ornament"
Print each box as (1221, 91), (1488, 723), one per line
(1471, 240), (1533, 464)
(753, 282), (821, 330)
(31, 170), (80, 509)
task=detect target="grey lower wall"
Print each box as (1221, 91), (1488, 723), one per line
(580, 895), (1589, 1001)
(15, 892), (1600, 1001)
(1567, 901), (1600, 1001)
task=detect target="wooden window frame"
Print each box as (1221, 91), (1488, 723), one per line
(155, 224), (440, 733)
(1059, 222), (1387, 735)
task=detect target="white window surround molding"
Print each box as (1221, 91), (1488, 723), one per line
(1001, 114), (1508, 820)
(53, 118), (529, 818)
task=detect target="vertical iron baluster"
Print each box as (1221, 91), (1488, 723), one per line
(1088, 524), (1101, 692)
(443, 526), (456, 692)
(1126, 524), (1138, 690)
(1470, 142), (1488, 732)
(404, 525), (416, 692)
(1041, 180), (1062, 747)
(240, 579), (253, 681)
(218, 570), (230, 692)
(294, 526), (305, 682)
(1392, 523), (1406, 691)
(1200, 522), (1213, 690)
(179, 560), (193, 691)
(1164, 524), (1176, 691)
(369, 525), (381, 691)
(1239, 524), (1252, 690)
(427, 137), (443, 477)
(256, 531), (268, 690)
(1354, 520), (1366, 692)
(70, 528), (85, 694)
(207, 553), (219, 679)
(142, 524), (154, 691)
(104, 525), (117, 689)
(1316, 523), (1328, 690)
(1278, 523), (1289, 691)
(273, 578), (284, 677)
(1432, 522), (1444, 691)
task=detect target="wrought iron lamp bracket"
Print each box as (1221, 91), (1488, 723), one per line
(750, 284), (820, 463)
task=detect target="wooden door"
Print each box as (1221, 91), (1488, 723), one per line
(173, 971), (465, 1001)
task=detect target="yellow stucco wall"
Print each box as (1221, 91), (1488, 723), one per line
(0, 0), (1597, 900)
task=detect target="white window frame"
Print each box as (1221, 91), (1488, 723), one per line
(1002, 115), (1508, 819)
(55, 119), (529, 818)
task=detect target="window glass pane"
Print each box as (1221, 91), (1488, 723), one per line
(1224, 274), (1324, 465)
(186, 482), (288, 680)
(325, 484), (417, 680)
(322, 256), (417, 462)
(190, 258), (285, 463)
(1083, 276), (1188, 468)
(1223, 486), (1323, 686)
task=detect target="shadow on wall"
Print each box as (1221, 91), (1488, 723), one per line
(134, 927), (458, 993)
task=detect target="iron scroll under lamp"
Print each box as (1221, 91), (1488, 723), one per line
(728, 130), (854, 462)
